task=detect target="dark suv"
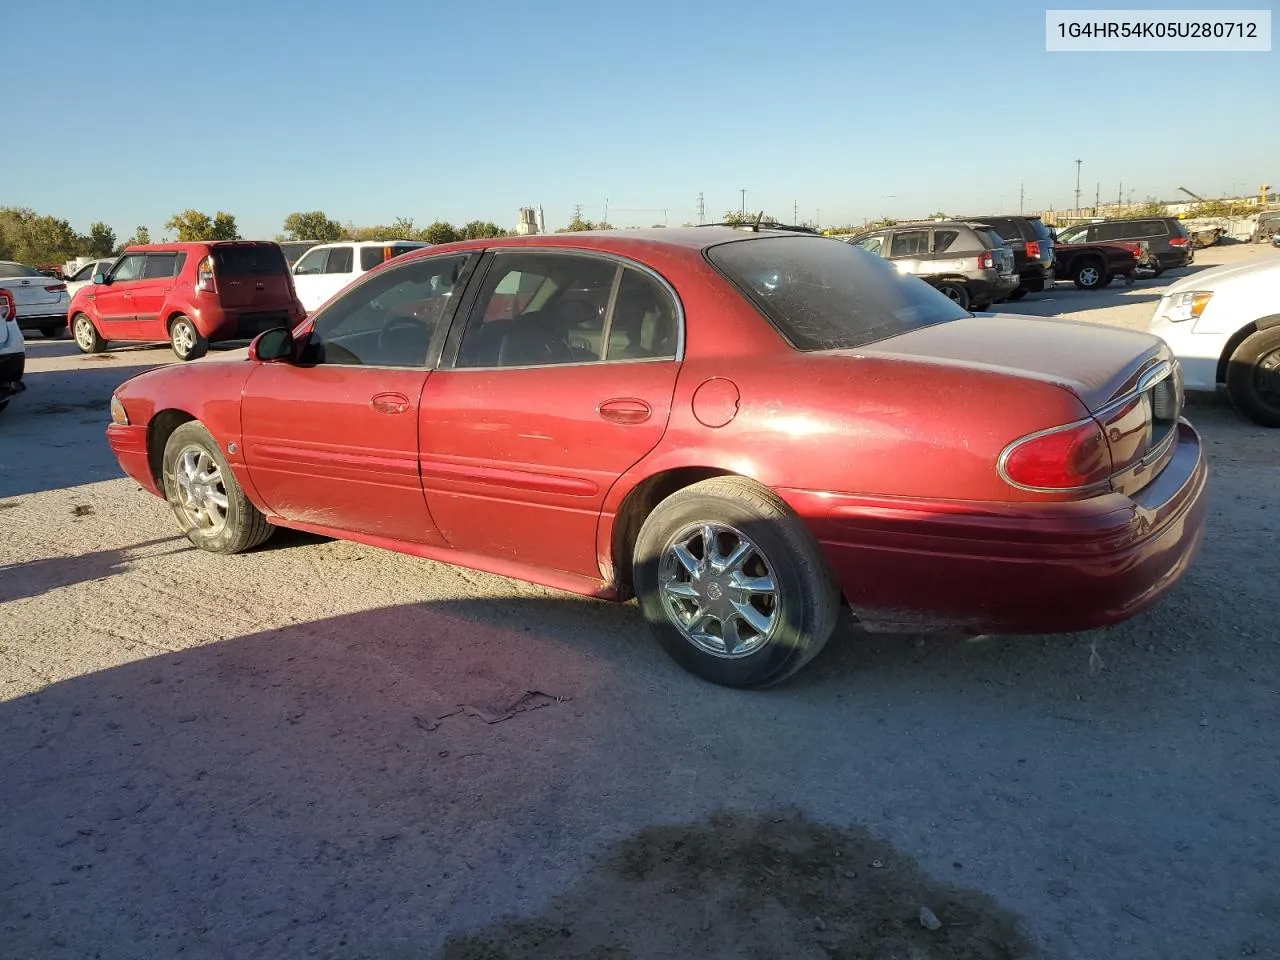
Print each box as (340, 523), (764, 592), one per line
(848, 220), (1018, 311)
(958, 215), (1056, 299)
(1055, 218), (1193, 275)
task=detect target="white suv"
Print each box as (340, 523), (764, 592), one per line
(291, 240), (429, 313)
(0, 288), (27, 414)
(1147, 257), (1280, 426)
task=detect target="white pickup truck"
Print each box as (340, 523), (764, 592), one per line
(1148, 256), (1280, 426)
(291, 240), (429, 314)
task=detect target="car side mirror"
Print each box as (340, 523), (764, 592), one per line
(250, 327), (295, 363)
(92, 273), (107, 285)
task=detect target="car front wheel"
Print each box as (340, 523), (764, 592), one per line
(170, 316), (208, 361)
(1073, 260), (1107, 290)
(1226, 327), (1280, 427)
(161, 421), (274, 553)
(632, 477), (840, 687)
(72, 313), (105, 354)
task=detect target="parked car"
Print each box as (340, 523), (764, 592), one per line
(278, 240), (320, 267)
(955, 215), (1057, 299)
(847, 220), (1018, 310)
(291, 240), (429, 313)
(65, 257), (118, 301)
(1250, 210), (1280, 244)
(0, 287), (26, 414)
(1053, 236), (1141, 290)
(68, 241), (304, 361)
(106, 229), (1207, 688)
(0, 262), (70, 338)
(1056, 218), (1193, 275)
(1147, 257), (1280, 426)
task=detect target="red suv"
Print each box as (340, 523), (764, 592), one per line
(68, 242), (305, 360)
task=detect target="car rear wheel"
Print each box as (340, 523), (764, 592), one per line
(72, 313), (105, 354)
(934, 282), (970, 311)
(169, 316), (208, 361)
(161, 421), (275, 553)
(1007, 286), (1029, 301)
(1225, 327), (1280, 428)
(1073, 260), (1107, 290)
(632, 477), (841, 688)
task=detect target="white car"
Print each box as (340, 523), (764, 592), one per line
(291, 240), (429, 313)
(1147, 257), (1280, 426)
(0, 287), (26, 414)
(64, 257), (118, 301)
(0, 261), (72, 338)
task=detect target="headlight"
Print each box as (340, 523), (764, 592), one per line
(109, 395), (129, 425)
(1160, 291), (1212, 323)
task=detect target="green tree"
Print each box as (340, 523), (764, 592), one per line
(211, 211), (239, 240)
(1119, 198), (1169, 219)
(457, 220), (508, 240)
(720, 210), (777, 226)
(119, 226), (151, 251)
(421, 220), (459, 244)
(0, 207), (81, 265)
(282, 210), (342, 242)
(1187, 199), (1251, 218)
(166, 209), (238, 241)
(85, 222), (117, 257)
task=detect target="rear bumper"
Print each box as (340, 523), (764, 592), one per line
(779, 420), (1207, 634)
(15, 307), (69, 330)
(1017, 264), (1056, 291)
(106, 423), (161, 496)
(194, 305), (305, 341)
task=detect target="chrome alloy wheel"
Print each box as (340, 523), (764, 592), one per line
(173, 445), (228, 534)
(172, 320), (196, 357)
(658, 522), (780, 658)
(74, 316), (96, 350)
(1077, 264), (1101, 287)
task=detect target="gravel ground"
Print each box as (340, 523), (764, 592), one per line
(2, 243), (1279, 960)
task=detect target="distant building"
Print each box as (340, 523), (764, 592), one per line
(515, 206), (546, 235)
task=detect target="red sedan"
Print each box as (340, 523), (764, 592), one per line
(106, 228), (1207, 687)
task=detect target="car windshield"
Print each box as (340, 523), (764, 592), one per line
(706, 235), (967, 351)
(1057, 226), (1088, 243)
(0, 263), (43, 278)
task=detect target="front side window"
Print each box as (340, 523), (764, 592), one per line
(71, 261), (101, 281)
(853, 234), (885, 257)
(324, 246), (354, 274)
(889, 230), (929, 257)
(110, 254), (146, 282)
(706, 235), (966, 352)
(293, 248), (328, 275)
(305, 255), (472, 368)
(1056, 225), (1087, 243)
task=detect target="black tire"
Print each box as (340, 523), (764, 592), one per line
(934, 282), (970, 311)
(632, 477), (841, 688)
(72, 313), (105, 354)
(1072, 258), (1107, 290)
(169, 315), (208, 361)
(1151, 264), (1165, 278)
(1225, 327), (1280, 428)
(161, 421), (274, 553)
(0, 399), (8, 415)
(40, 324), (64, 339)
(1007, 286), (1029, 301)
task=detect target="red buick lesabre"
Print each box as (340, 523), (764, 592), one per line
(106, 228), (1207, 687)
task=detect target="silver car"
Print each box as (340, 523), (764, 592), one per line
(0, 261), (71, 338)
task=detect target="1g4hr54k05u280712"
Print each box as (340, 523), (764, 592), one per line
(104, 228), (1207, 687)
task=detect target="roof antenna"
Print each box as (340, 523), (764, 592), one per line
(753, 210), (765, 231)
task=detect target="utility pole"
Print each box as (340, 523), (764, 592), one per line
(1020, 181), (1025, 214)
(696, 192), (705, 225)
(1095, 182), (1100, 215)
(662, 208), (668, 227)
(740, 189), (746, 217)
(1117, 182), (1122, 210)
(793, 200), (798, 224)
(603, 198), (609, 224)
(1074, 159), (1083, 221)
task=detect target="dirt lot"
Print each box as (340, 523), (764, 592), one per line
(2, 243), (1279, 960)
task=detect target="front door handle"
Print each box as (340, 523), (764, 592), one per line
(371, 392), (410, 415)
(597, 398), (652, 424)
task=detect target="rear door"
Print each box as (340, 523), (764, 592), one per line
(132, 252), (185, 338)
(313, 244), (356, 309)
(291, 246), (330, 313)
(886, 228), (931, 277)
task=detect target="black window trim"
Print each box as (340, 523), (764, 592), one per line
(437, 247), (686, 372)
(298, 250), (482, 371)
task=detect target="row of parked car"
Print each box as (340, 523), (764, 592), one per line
(840, 214), (1198, 311)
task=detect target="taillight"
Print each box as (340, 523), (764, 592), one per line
(977, 251), (994, 270)
(1168, 235), (1189, 247)
(196, 255), (217, 294)
(44, 282), (67, 293)
(0, 289), (14, 322)
(1025, 240), (1041, 259)
(999, 419), (1113, 492)
(1126, 243), (1142, 258)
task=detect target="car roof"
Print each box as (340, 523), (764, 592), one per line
(408, 226), (813, 257)
(310, 239), (430, 248)
(122, 241), (280, 252)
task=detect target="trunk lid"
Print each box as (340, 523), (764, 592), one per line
(211, 243), (295, 309)
(6, 276), (62, 306)
(863, 313), (1166, 412)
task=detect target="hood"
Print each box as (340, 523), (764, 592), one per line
(1165, 258), (1280, 293)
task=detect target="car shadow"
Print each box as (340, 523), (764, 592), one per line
(0, 536), (189, 603)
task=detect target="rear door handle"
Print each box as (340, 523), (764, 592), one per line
(371, 392), (410, 415)
(597, 398), (652, 424)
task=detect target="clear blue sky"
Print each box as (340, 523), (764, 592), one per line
(7, 0), (1277, 238)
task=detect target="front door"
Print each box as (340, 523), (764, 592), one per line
(240, 252), (476, 543)
(420, 250), (682, 580)
(91, 253), (146, 339)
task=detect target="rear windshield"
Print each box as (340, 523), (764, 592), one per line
(213, 244), (288, 276)
(1025, 218), (1054, 241)
(982, 219), (1022, 243)
(0, 263), (43, 278)
(705, 235), (966, 352)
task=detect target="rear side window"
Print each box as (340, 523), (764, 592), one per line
(213, 245), (288, 276)
(1166, 220), (1186, 237)
(889, 231), (929, 256)
(142, 253), (184, 279)
(325, 247), (354, 274)
(706, 236), (966, 352)
(932, 230), (960, 253)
